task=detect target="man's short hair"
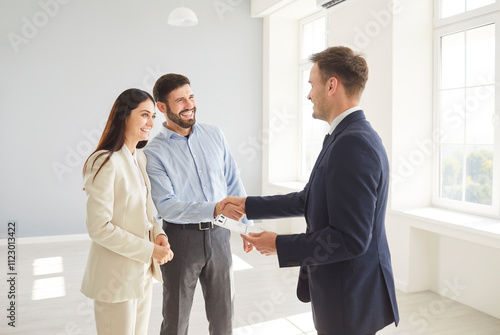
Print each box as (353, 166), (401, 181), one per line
(310, 46), (368, 98)
(153, 73), (191, 103)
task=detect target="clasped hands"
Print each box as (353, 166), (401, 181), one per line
(217, 196), (278, 256)
(153, 234), (174, 265)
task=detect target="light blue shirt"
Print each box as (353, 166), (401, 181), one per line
(144, 123), (252, 225)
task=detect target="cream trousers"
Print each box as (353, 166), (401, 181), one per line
(94, 268), (153, 335)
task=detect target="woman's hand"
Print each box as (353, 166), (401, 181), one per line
(153, 234), (174, 265)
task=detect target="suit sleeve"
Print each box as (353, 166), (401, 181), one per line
(152, 219), (166, 240)
(246, 189), (307, 219)
(275, 134), (381, 267)
(84, 153), (154, 264)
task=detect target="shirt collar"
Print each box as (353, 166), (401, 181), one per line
(328, 106), (361, 135)
(122, 144), (138, 165)
(161, 122), (197, 140)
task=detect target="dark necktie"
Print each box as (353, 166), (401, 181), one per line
(323, 133), (330, 146)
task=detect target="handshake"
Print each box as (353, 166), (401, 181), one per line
(214, 196), (247, 221)
(214, 196), (278, 256)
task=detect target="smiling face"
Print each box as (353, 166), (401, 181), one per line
(124, 99), (155, 151)
(165, 84), (196, 132)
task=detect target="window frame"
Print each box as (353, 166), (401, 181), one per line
(297, 12), (328, 182)
(434, 1), (500, 26)
(432, 3), (500, 217)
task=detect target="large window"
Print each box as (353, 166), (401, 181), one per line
(434, 0), (500, 216)
(298, 13), (328, 181)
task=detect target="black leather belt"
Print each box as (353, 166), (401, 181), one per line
(163, 220), (214, 231)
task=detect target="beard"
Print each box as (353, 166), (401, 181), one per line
(311, 99), (328, 122)
(166, 106), (196, 129)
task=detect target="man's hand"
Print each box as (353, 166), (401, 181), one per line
(153, 234), (174, 265)
(242, 236), (255, 253)
(214, 197), (246, 221)
(219, 196), (246, 214)
(241, 231), (278, 256)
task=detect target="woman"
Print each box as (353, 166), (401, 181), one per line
(81, 88), (173, 335)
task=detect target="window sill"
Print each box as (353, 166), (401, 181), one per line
(267, 181), (306, 193)
(266, 184), (500, 249)
(389, 207), (500, 250)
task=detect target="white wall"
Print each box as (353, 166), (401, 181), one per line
(326, 0), (394, 152)
(0, 0), (262, 238)
(392, 0), (434, 210)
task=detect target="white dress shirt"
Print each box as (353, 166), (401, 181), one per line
(328, 106), (362, 135)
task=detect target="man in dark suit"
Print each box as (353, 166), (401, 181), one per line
(221, 46), (399, 335)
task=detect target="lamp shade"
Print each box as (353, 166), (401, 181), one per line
(168, 7), (198, 26)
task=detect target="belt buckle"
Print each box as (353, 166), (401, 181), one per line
(199, 222), (213, 230)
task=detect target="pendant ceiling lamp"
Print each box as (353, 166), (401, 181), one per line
(168, 0), (198, 27)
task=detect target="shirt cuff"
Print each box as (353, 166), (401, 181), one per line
(146, 241), (156, 264)
(242, 217), (254, 226)
(201, 202), (218, 222)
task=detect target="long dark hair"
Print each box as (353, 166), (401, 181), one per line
(83, 88), (155, 180)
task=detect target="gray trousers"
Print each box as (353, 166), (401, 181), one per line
(160, 224), (234, 335)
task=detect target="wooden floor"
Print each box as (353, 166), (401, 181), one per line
(1, 233), (500, 335)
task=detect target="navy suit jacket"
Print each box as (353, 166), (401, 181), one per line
(246, 111), (399, 334)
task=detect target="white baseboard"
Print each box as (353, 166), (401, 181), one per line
(395, 278), (409, 293)
(0, 233), (89, 245)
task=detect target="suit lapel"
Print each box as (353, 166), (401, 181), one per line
(118, 147), (140, 189)
(304, 110), (366, 204)
(136, 151), (154, 221)
(118, 147), (150, 215)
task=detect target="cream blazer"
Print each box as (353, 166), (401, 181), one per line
(81, 147), (165, 303)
